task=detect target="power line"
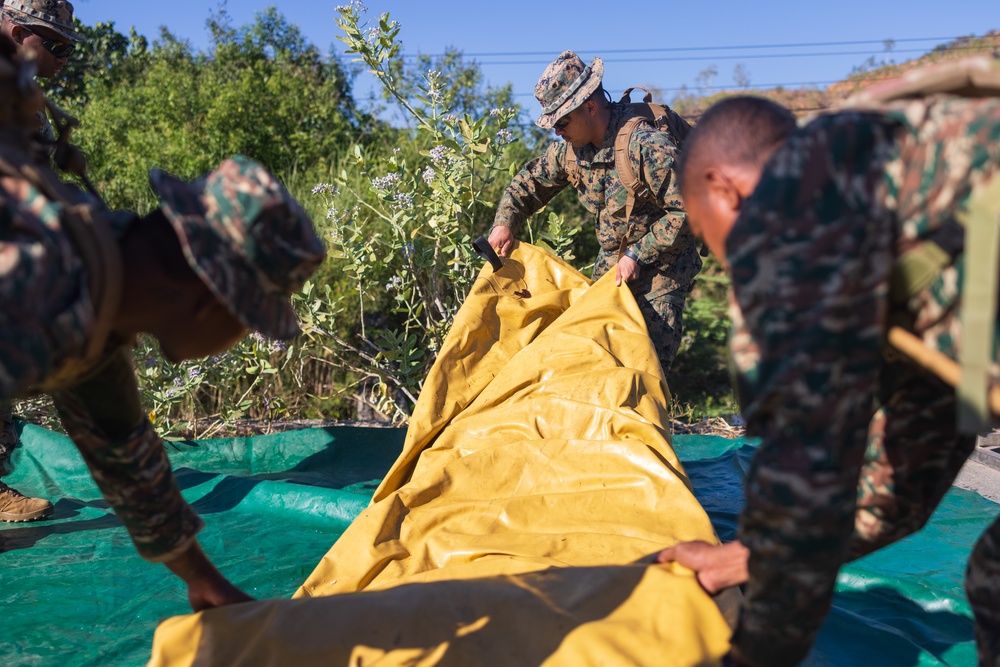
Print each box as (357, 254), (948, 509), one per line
(463, 45), (991, 67)
(509, 77), (902, 97)
(393, 36), (965, 60)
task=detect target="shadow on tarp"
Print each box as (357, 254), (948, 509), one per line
(674, 434), (985, 667)
(0, 423), (404, 667)
(817, 586), (975, 667)
(0, 427), (994, 666)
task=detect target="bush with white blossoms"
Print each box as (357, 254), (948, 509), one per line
(315, 3), (577, 421)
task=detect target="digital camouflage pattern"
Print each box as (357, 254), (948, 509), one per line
(725, 97), (1000, 667)
(151, 155), (326, 341)
(494, 102), (702, 372)
(1, 0), (82, 43)
(533, 50), (604, 129)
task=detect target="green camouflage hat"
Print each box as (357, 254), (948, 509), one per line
(534, 50), (604, 129)
(2, 0), (82, 43)
(149, 156), (326, 340)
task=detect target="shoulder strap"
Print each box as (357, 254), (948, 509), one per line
(614, 115), (653, 225)
(956, 171), (1000, 432)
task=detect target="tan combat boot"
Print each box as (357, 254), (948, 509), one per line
(0, 481), (53, 522)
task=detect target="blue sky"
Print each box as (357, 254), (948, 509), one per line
(75, 1), (995, 113)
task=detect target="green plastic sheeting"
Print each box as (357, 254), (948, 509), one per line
(1, 424), (994, 666)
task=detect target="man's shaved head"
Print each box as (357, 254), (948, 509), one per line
(678, 96), (797, 194)
(676, 96), (797, 265)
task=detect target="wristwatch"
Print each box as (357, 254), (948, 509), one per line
(623, 248), (641, 264)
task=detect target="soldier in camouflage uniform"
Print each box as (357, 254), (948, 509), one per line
(1, 0), (80, 149)
(657, 89), (1000, 666)
(488, 50), (702, 374)
(0, 35), (326, 609)
(0, 0), (82, 520)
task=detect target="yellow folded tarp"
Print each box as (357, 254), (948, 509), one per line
(149, 242), (735, 667)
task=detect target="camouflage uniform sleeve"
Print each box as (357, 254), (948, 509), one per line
(627, 129), (693, 265)
(725, 113), (900, 667)
(492, 141), (569, 236)
(51, 348), (204, 563)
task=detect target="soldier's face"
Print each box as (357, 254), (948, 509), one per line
(681, 165), (758, 267)
(553, 109), (577, 143)
(12, 24), (72, 78)
(158, 288), (249, 363)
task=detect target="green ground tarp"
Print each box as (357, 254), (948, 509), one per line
(0, 423), (993, 666)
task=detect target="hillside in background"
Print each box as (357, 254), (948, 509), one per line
(669, 30), (1000, 118)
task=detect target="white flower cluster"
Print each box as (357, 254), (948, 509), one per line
(429, 145), (448, 165)
(392, 193), (415, 210)
(385, 275), (404, 291)
(335, 1), (366, 14)
(495, 128), (514, 145)
(371, 172), (401, 191)
(421, 167), (436, 184)
(311, 183), (340, 196)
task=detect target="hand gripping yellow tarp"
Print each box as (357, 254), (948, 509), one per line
(148, 242), (735, 667)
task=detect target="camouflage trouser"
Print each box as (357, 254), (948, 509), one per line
(849, 361), (998, 665)
(593, 257), (687, 375)
(634, 291), (684, 376)
(1, 398), (16, 474)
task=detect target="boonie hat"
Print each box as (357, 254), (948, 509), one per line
(149, 156), (327, 340)
(2, 0), (82, 43)
(534, 50), (604, 129)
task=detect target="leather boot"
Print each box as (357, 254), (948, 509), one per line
(0, 481), (54, 522)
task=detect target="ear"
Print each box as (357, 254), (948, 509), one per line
(9, 25), (28, 46)
(704, 167), (743, 216)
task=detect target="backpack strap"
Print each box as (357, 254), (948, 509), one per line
(613, 115), (655, 258)
(956, 171), (1000, 432)
(620, 86), (654, 104)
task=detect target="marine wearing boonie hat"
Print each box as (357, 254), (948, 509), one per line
(534, 50), (604, 129)
(1, 0), (82, 43)
(149, 155), (327, 340)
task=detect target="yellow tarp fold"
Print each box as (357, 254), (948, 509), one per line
(149, 242), (734, 666)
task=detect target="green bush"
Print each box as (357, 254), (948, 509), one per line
(15, 4), (735, 435)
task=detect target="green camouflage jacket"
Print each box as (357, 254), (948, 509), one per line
(726, 96), (1000, 667)
(493, 103), (702, 293)
(0, 174), (203, 563)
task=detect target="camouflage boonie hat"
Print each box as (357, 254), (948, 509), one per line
(149, 156), (326, 340)
(534, 50), (604, 129)
(2, 0), (82, 43)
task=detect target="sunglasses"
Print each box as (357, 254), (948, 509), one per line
(22, 26), (75, 58)
(554, 113), (572, 131)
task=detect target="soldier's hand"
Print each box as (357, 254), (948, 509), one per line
(187, 575), (256, 612)
(615, 255), (640, 285)
(165, 540), (256, 612)
(656, 539), (750, 594)
(488, 226), (515, 258)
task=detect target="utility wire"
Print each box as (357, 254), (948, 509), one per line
(393, 36), (965, 60)
(509, 77), (903, 97)
(466, 45), (991, 67)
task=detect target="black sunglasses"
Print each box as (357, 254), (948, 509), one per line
(554, 113), (572, 131)
(22, 26), (75, 58)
